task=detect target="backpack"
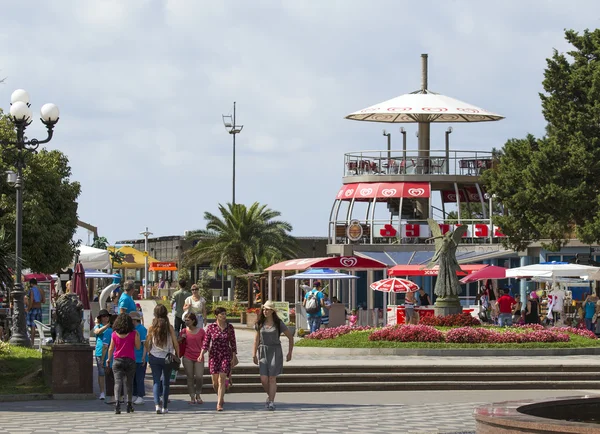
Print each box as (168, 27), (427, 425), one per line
(305, 291), (320, 314)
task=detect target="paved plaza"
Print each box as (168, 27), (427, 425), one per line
(0, 389), (596, 434)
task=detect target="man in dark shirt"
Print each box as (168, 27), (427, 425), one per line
(497, 288), (516, 327)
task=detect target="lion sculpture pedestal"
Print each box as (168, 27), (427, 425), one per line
(41, 294), (93, 397)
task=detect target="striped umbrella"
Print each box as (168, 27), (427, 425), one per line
(370, 277), (419, 293)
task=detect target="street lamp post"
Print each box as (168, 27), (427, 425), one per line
(382, 129), (391, 162)
(140, 227), (153, 299)
(0, 89), (59, 347)
(445, 127), (453, 174)
(222, 102), (243, 205)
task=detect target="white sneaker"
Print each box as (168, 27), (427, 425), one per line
(265, 398), (270, 409)
(268, 401), (275, 411)
(134, 397), (144, 405)
(161, 407), (169, 414)
(132, 395), (138, 402)
(99, 392), (105, 400)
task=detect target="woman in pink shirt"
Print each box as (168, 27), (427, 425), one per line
(180, 312), (206, 404)
(107, 313), (141, 414)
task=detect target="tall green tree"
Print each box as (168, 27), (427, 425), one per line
(0, 110), (81, 272)
(483, 29), (600, 251)
(185, 202), (297, 300)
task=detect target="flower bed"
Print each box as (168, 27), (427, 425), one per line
(304, 325), (371, 340)
(370, 324), (444, 343)
(444, 327), (570, 344)
(420, 312), (481, 327)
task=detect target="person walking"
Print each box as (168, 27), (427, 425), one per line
(180, 312), (206, 404)
(183, 284), (207, 329)
(199, 307), (237, 412)
(26, 278), (45, 346)
(93, 309), (111, 400)
(302, 281), (325, 334)
(171, 279), (191, 336)
(130, 311), (147, 405)
(583, 293), (598, 331)
(525, 292), (541, 325)
(252, 300), (293, 411)
(119, 281), (137, 315)
(320, 292), (332, 328)
(496, 288), (516, 327)
(106, 313), (141, 414)
(146, 304), (179, 414)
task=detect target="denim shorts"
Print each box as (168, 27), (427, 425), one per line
(95, 356), (105, 377)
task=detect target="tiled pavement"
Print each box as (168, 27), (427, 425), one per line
(0, 390), (595, 433)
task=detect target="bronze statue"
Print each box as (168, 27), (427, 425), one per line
(52, 293), (86, 344)
(425, 219), (468, 299)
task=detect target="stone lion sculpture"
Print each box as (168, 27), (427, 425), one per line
(52, 293), (86, 344)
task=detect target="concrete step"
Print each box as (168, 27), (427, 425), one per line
(169, 380), (600, 394)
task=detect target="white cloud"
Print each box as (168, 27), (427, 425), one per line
(1, 0), (600, 242)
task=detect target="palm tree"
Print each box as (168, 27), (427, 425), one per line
(185, 202), (297, 300)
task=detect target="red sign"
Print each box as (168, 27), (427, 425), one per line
(149, 262), (177, 271)
(379, 224), (397, 237)
(336, 182), (431, 201)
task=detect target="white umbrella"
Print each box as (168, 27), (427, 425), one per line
(506, 262), (600, 279)
(370, 277), (419, 293)
(345, 91), (504, 123)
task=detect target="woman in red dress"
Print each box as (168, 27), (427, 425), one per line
(199, 307), (237, 411)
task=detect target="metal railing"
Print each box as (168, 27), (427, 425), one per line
(344, 149), (494, 177)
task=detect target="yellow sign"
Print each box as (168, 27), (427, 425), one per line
(143, 251), (148, 257)
(273, 301), (290, 324)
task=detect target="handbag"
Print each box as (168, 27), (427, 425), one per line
(592, 313), (598, 323)
(165, 351), (180, 368)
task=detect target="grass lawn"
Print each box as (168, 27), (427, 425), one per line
(295, 329), (600, 349)
(0, 344), (49, 395)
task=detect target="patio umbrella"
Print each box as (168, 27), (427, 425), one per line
(370, 277), (419, 293)
(505, 262), (600, 280)
(459, 265), (507, 284)
(72, 262), (92, 329)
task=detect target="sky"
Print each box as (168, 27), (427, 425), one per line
(0, 0), (598, 245)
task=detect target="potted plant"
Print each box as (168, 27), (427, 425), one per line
(246, 307), (260, 328)
(287, 322), (296, 337)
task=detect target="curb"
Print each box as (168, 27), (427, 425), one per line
(293, 346), (600, 356)
(0, 393), (52, 402)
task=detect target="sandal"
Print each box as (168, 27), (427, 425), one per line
(188, 398), (196, 405)
(195, 394), (203, 404)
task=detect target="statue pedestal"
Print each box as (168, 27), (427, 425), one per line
(434, 296), (463, 317)
(42, 344), (93, 397)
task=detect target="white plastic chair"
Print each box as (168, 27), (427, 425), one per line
(33, 320), (51, 351)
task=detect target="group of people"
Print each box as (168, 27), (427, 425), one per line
(96, 278), (294, 414)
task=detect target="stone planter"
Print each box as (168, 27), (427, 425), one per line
(246, 312), (258, 328)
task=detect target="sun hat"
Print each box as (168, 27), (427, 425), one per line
(129, 311), (141, 321)
(262, 300), (277, 312)
(96, 309), (110, 319)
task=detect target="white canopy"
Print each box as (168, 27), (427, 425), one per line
(506, 262), (600, 280)
(345, 91), (504, 123)
(72, 245), (111, 270)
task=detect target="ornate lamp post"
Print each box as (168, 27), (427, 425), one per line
(140, 227), (153, 299)
(1, 89), (59, 347)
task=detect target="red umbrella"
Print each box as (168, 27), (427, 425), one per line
(459, 265), (507, 284)
(370, 277), (419, 293)
(73, 262), (92, 329)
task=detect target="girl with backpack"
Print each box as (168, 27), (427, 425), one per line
(252, 300), (294, 411)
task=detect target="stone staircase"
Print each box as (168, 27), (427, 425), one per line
(169, 364), (600, 394)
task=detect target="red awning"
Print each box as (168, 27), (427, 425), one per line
(265, 256), (387, 271)
(388, 264), (488, 277)
(336, 182), (430, 201)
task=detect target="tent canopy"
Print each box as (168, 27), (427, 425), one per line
(284, 268), (359, 280)
(73, 245), (111, 270)
(108, 246), (159, 269)
(265, 256), (387, 271)
(459, 265), (507, 284)
(388, 264), (487, 277)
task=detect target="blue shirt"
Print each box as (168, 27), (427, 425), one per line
(585, 301), (597, 319)
(118, 292), (136, 314)
(134, 323), (147, 363)
(102, 326), (113, 367)
(304, 289), (324, 318)
(94, 324), (108, 357)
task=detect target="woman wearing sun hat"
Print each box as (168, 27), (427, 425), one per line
(252, 300), (294, 411)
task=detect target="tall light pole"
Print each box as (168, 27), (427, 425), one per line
(222, 102), (244, 205)
(382, 129), (391, 161)
(1, 89), (59, 347)
(140, 227), (153, 299)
